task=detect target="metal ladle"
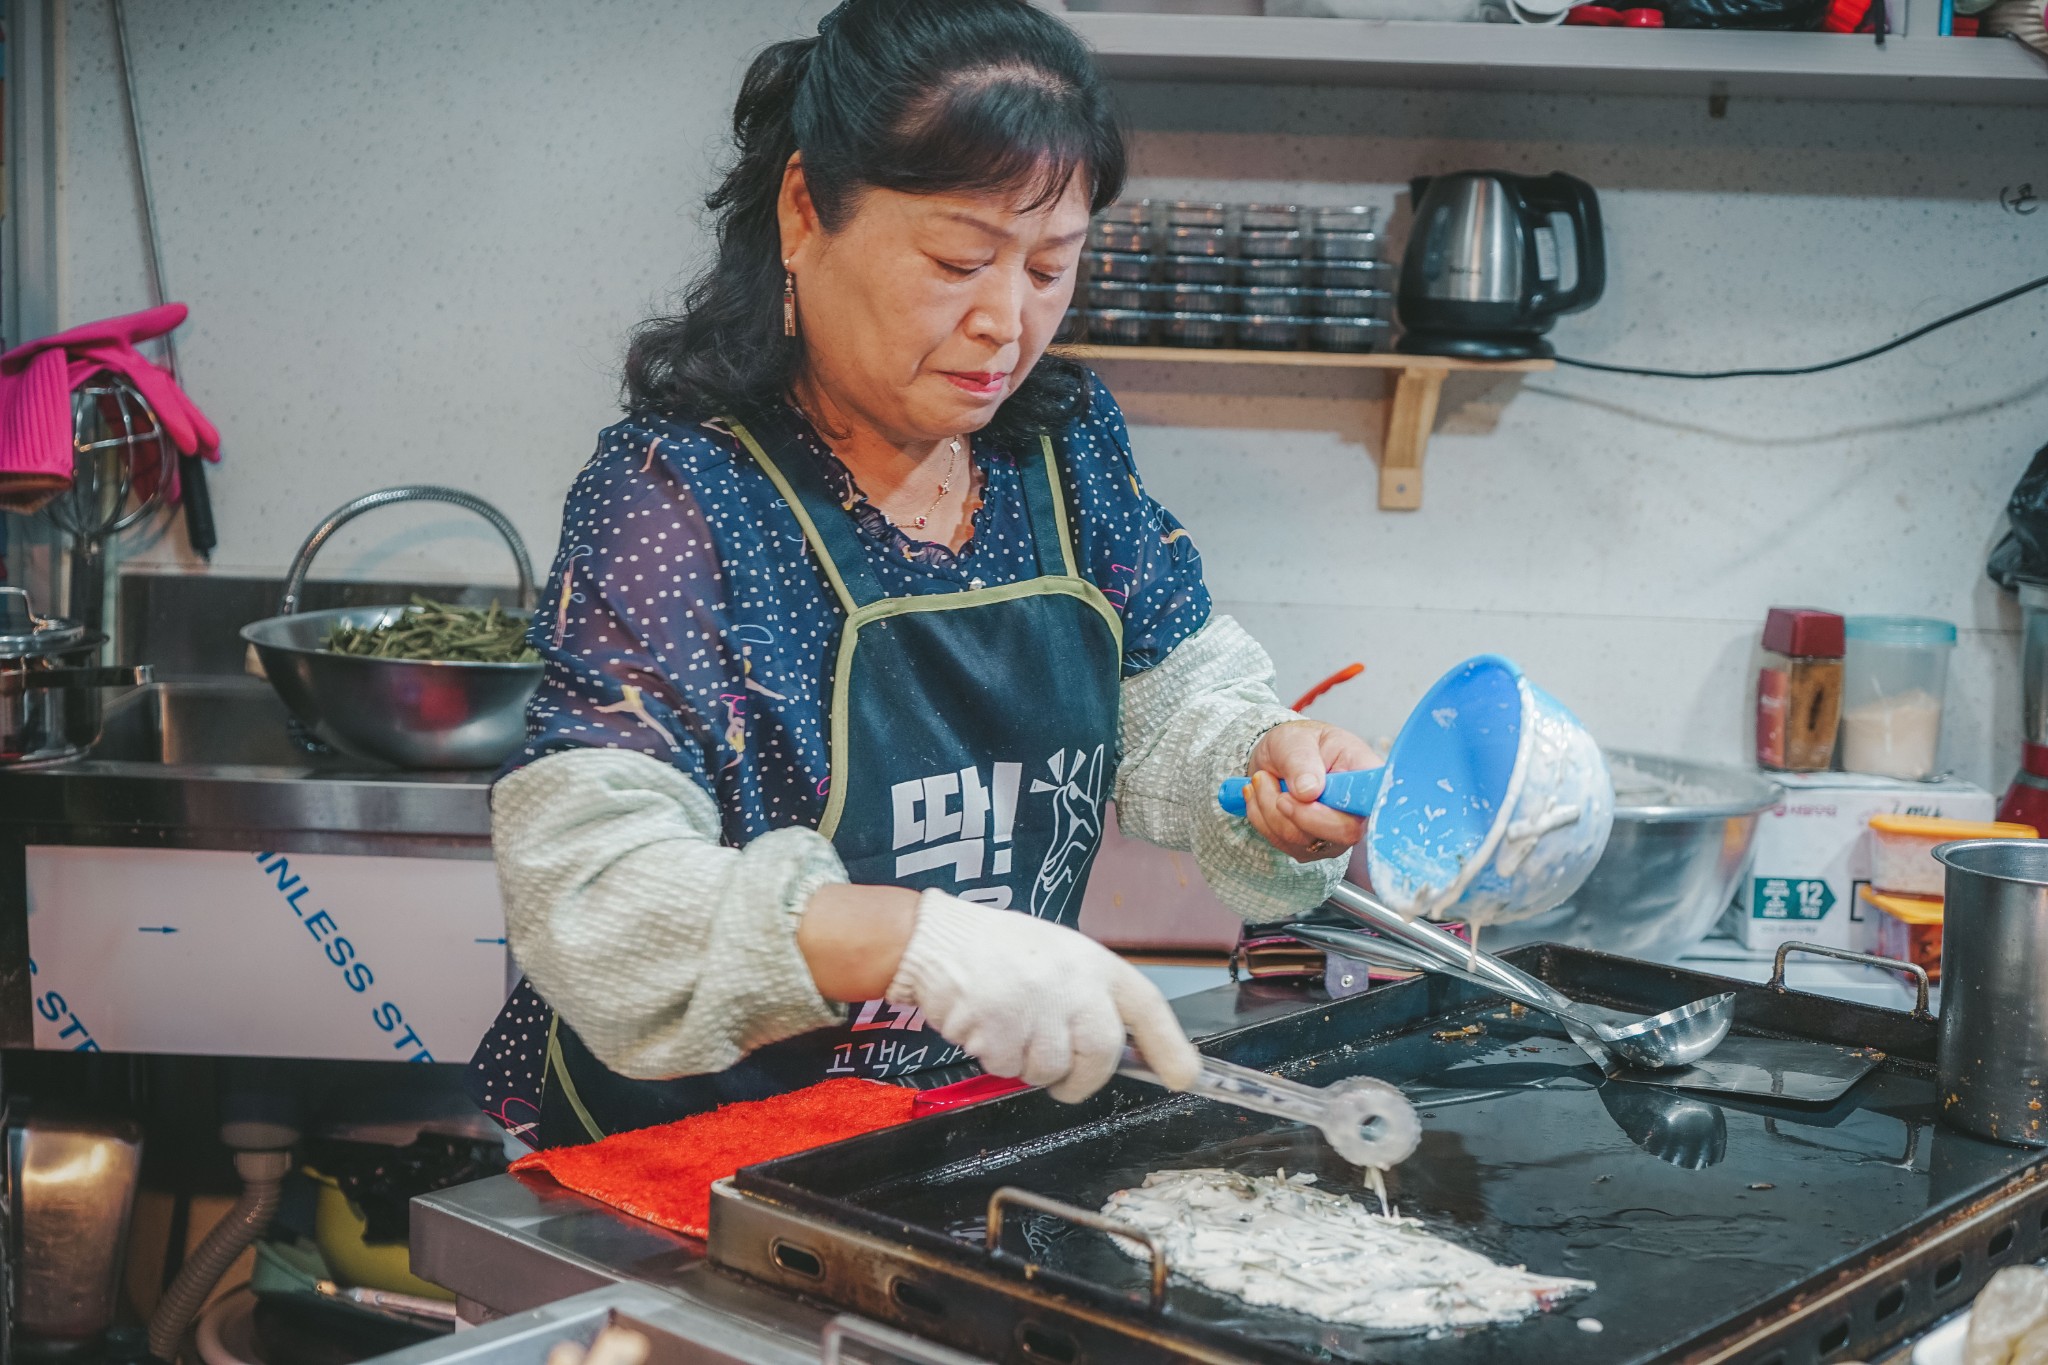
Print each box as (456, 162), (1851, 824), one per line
(1287, 881), (1735, 1071)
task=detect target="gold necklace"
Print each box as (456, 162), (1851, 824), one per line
(906, 437), (964, 531)
(797, 392), (966, 533)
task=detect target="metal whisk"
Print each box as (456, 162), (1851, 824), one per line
(44, 374), (175, 636)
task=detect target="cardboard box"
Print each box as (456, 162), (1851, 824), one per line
(1733, 772), (1994, 953)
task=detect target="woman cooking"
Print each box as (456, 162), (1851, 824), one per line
(469, 0), (1381, 1149)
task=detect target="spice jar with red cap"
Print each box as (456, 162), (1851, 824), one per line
(1757, 607), (1846, 772)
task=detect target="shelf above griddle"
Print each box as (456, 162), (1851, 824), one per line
(1055, 344), (1554, 511)
(1062, 10), (2048, 107)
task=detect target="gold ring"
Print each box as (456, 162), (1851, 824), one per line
(1306, 839), (1332, 857)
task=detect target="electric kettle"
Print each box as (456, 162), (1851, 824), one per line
(1396, 171), (1606, 359)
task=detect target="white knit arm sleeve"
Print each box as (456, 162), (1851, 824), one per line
(492, 747), (848, 1081)
(1113, 614), (1348, 924)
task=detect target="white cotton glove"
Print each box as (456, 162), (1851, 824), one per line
(887, 889), (1202, 1104)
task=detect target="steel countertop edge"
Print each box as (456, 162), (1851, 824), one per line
(0, 684), (493, 851)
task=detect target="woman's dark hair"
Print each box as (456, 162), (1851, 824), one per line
(623, 0), (1125, 445)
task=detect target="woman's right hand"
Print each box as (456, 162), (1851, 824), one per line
(882, 890), (1201, 1103)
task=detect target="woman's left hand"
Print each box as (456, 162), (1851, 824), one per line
(1242, 720), (1382, 864)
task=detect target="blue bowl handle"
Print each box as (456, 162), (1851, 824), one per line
(1218, 767), (1384, 818)
(1218, 777), (1254, 816)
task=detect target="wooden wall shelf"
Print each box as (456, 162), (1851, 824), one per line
(1056, 345), (1553, 510)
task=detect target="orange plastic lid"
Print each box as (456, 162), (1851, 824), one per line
(1867, 814), (2038, 840)
(1858, 885), (1945, 924)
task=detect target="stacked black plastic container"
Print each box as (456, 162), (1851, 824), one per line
(1063, 200), (1395, 352)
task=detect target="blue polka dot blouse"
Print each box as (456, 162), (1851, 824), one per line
(509, 374), (1212, 845)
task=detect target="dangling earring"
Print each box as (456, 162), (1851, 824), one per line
(782, 260), (797, 338)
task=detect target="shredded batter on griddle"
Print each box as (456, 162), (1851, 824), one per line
(1102, 1168), (1593, 1332)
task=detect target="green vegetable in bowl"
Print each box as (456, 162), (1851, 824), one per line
(324, 595), (540, 664)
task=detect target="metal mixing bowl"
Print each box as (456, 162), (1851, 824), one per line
(238, 485), (541, 771)
(1482, 750), (1782, 963)
(241, 605), (540, 769)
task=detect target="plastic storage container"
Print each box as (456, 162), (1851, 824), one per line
(1238, 314), (1311, 349)
(1867, 813), (2037, 896)
(1084, 251), (1156, 283)
(1238, 204), (1303, 230)
(1309, 205), (1379, 234)
(1237, 259), (1310, 287)
(1163, 225), (1230, 257)
(1165, 284), (1238, 314)
(1160, 255), (1233, 286)
(1312, 230), (1384, 260)
(1163, 200), (1230, 228)
(1163, 312), (1234, 347)
(1840, 616), (1958, 780)
(1239, 229), (1307, 259)
(1315, 260), (1398, 290)
(1080, 309), (1159, 345)
(1085, 282), (1166, 312)
(1310, 317), (1392, 352)
(1308, 287), (1395, 318)
(1859, 887), (1945, 985)
(1241, 286), (1315, 314)
(1088, 222), (1152, 254)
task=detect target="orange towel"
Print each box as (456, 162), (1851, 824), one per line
(509, 1078), (917, 1238)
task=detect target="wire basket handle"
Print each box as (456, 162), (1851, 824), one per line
(277, 485), (536, 617)
(48, 375), (175, 539)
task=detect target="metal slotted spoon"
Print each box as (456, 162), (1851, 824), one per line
(1288, 881), (1735, 1071)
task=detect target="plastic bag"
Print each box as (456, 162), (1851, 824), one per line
(1987, 441), (2048, 592)
(1266, 0), (1508, 19)
(1966, 1266), (2048, 1365)
(1664, 0), (1824, 29)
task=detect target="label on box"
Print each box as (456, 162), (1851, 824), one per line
(1752, 877), (1835, 921)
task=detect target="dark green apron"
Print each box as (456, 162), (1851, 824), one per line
(532, 415), (1123, 1145)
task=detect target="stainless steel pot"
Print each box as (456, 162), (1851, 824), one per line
(1934, 838), (2048, 1146)
(0, 586), (151, 765)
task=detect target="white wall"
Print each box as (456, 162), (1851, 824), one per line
(45, 0), (2048, 792)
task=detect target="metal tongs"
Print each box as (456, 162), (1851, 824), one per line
(1119, 1047), (1421, 1169)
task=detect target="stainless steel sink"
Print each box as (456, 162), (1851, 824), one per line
(0, 677), (494, 848)
(92, 677), (354, 768)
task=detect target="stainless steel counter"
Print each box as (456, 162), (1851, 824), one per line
(0, 677), (491, 853)
(0, 676), (499, 1050)
(4, 570), (522, 853)
(413, 1169), (703, 1318)
(368, 1282), (832, 1365)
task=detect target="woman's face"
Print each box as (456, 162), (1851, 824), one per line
(780, 163), (1091, 446)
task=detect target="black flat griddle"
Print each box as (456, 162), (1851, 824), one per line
(711, 946), (2048, 1365)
